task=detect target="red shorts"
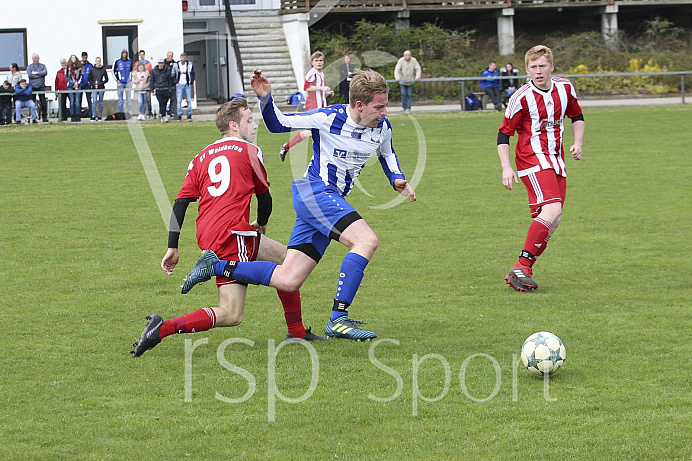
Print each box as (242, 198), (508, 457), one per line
(209, 231), (260, 287)
(520, 169), (566, 218)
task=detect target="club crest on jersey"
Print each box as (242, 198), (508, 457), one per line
(370, 128), (381, 142)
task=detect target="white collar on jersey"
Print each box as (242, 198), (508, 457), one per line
(219, 135), (247, 143)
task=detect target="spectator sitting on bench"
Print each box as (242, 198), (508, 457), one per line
(501, 62), (520, 107)
(15, 79), (38, 124)
(0, 80), (13, 125)
(480, 60), (503, 112)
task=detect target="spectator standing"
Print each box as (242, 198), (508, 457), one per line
(164, 51), (176, 118)
(338, 54), (356, 104)
(113, 49), (133, 116)
(0, 81), (13, 125)
(55, 58), (69, 121)
(66, 55), (83, 122)
(14, 79), (37, 124)
(6, 63), (22, 108)
(172, 52), (195, 121)
(88, 57), (108, 121)
(27, 54), (49, 122)
(79, 52), (93, 120)
(131, 62), (151, 121)
(500, 62), (519, 107)
(480, 60), (503, 111)
(6, 63), (22, 88)
(394, 50), (421, 112)
(151, 57), (173, 123)
(135, 50), (154, 117)
(277, 51), (333, 161)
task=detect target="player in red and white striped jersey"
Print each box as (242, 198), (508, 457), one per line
(279, 51), (335, 161)
(497, 45), (585, 292)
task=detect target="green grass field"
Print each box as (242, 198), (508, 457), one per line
(2, 105), (690, 460)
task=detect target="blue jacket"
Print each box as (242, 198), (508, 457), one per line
(14, 83), (33, 102)
(113, 58), (132, 84)
(480, 68), (501, 89)
(80, 61), (93, 88)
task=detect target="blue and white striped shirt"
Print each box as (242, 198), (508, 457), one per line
(259, 94), (405, 197)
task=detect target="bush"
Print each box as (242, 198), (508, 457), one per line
(311, 18), (692, 100)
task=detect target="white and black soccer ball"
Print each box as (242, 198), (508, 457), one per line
(521, 332), (566, 376)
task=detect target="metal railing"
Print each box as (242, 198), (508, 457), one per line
(6, 87), (160, 122)
(279, 0), (650, 13)
(385, 70), (691, 111)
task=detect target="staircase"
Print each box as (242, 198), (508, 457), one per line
(232, 10), (300, 106)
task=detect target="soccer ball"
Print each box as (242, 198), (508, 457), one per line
(521, 332), (566, 376)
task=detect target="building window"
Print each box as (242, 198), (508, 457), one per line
(102, 26), (138, 68)
(0, 29), (28, 71)
(184, 21), (208, 31)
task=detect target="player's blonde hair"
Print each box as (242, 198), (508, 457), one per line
(525, 45), (553, 68)
(311, 51), (324, 61)
(348, 69), (389, 108)
(216, 97), (248, 134)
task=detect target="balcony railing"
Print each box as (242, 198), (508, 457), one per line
(279, 0), (692, 14)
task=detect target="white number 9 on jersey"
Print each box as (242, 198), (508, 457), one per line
(207, 156), (231, 197)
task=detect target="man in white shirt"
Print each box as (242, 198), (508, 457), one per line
(172, 52), (195, 121)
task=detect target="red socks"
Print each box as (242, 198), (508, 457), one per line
(157, 292), (306, 339)
(285, 132), (305, 150)
(278, 290), (306, 338)
(519, 217), (552, 267)
(159, 307), (216, 339)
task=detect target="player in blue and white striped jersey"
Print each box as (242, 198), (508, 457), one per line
(184, 69), (416, 341)
(260, 79), (405, 198)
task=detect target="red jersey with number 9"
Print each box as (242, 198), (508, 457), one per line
(176, 136), (270, 251)
(499, 77), (582, 178)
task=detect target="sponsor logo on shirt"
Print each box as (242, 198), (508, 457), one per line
(536, 118), (563, 133)
(333, 148), (370, 160)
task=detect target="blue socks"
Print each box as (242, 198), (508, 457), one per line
(213, 260), (276, 286)
(330, 253), (369, 321)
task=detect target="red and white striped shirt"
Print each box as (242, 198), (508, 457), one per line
(499, 77), (582, 177)
(304, 68), (327, 110)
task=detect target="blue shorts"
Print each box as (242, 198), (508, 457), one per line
(288, 178), (361, 262)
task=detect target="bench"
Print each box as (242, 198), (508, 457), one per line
(473, 92), (492, 110)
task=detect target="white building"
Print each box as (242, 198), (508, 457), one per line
(0, 1), (183, 106)
(0, 0), (310, 112)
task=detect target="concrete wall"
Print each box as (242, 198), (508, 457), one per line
(282, 13), (311, 93)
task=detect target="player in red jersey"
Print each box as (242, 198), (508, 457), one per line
(497, 45), (585, 292)
(132, 97), (326, 357)
(279, 51), (334, 161)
